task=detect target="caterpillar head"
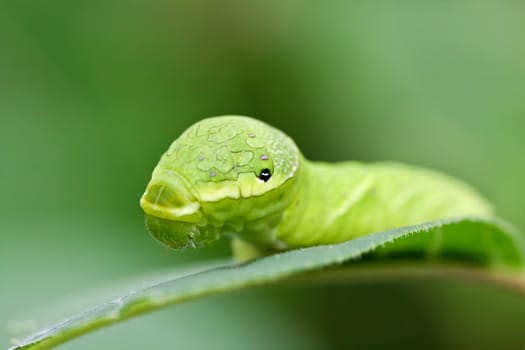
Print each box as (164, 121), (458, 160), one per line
(140, 116), (302, 249)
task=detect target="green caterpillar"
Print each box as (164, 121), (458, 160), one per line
(140, 116), (493, 260)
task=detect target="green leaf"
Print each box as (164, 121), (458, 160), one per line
(9, 217), (525, 350)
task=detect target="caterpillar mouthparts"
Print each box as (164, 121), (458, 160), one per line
(144, 214), (219, 250)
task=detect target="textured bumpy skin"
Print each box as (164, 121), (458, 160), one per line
(140, 116), (493, 259)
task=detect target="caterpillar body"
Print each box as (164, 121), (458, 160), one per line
(140, 116), (492, 259)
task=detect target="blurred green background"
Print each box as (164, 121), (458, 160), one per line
(2, 1), (525, 349)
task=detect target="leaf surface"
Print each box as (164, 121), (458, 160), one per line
(9, 217), (525, 350)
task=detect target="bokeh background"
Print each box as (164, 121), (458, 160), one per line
(2, 1), (525, 349)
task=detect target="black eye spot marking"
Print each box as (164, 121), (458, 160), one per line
(258, 168), (271, 182)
